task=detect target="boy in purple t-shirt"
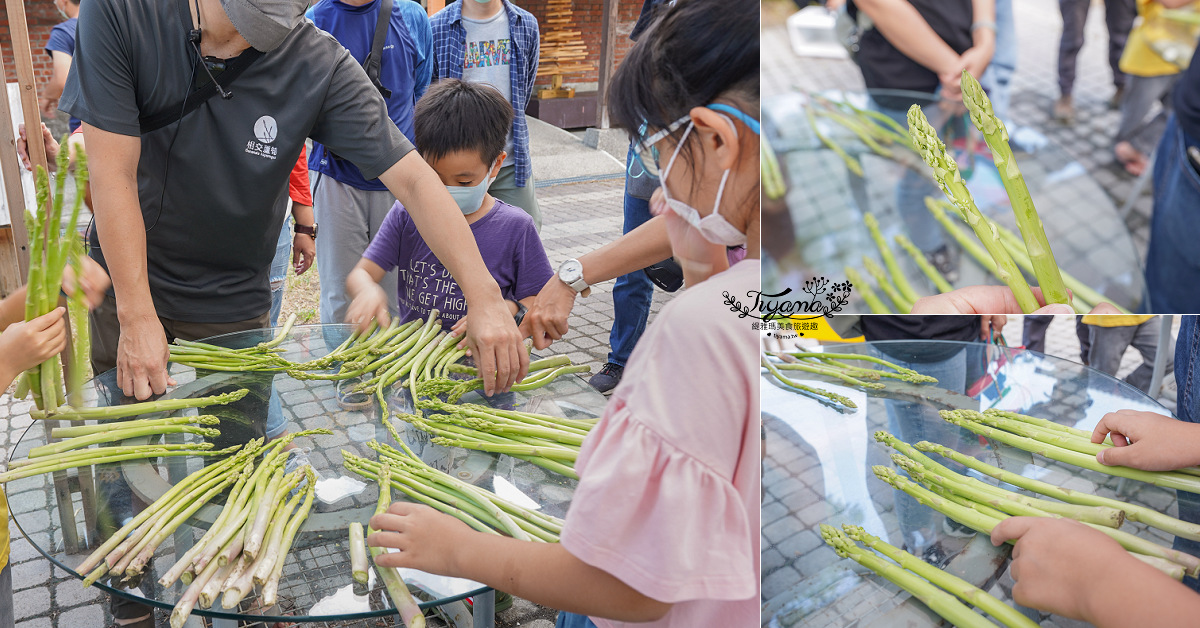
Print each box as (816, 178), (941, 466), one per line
(346, 78), (552, 331)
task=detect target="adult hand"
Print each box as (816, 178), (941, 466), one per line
(980, 315), (1007, 340)
(991, 517), (1130, 622)
(61, 256), (112, 309)
(345, 284), (391, 334)
(40, 97), (60, 119)
(937, 58), (968, 102)
(520, 276), (577, 351)
(0, 308), (68, 374)
(910, 286), (1120, 315)
(117, 316), (176, 400)
(464, 298), (528, 395)
(292, 233), (315, 276)
(959, 45), (994, 82)
(17, 123), (59, 172)
(1090, 410), (1200, 470)
(367, 501), (475, 577)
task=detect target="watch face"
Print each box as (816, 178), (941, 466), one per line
(560, 259), (583, 282)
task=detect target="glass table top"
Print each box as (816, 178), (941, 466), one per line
(761, 89), (1144, 312)
(761, 340), (1176, 627)
(6, 324), (605, 624)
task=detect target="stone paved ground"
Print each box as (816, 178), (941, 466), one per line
(1, 176), (676, 627)
(765, 0), (1161, 262)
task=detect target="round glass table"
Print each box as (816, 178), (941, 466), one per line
(761, 89), (1145, 312)
(761, 340), (1178, 627)
(6, 324), (604, 626)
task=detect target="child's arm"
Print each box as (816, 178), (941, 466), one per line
(992, 517), (1200, 627)
(0, 307), (69, 391)
(1090, 410), (1200, 470)
(0, 285), (28, 330)
(369, 502), (672, 622)
(345, 258), (390, 333)
(0, 256), (110, 330)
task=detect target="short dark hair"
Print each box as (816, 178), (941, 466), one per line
(414, 79), (514, 166)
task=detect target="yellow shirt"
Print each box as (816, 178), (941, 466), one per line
(1120, 0), (1200, 76)
(1, 489), (8, 570)
(1081, 314), (1156, 327)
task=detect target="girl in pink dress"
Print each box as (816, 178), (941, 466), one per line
(368, 1), (760, 626)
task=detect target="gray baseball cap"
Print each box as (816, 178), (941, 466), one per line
(221, 0), (308, 52)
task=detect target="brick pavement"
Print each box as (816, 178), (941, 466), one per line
(0, 176), (675, 627)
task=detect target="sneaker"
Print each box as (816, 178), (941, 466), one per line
(1053, 96), (1075, 124)
(588, 362), (624, 395)
(336, 376), (371, 410)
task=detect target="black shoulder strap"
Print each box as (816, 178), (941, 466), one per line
(138, 0), (265, 134)
(362, 0), (394, 99)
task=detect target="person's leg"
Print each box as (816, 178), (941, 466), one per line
(1144, 115), (1200, 313)
(1058, 0), (1090, 99)
(89, 292), (120, 375)
(0, 561), (12, 628)
(1125, 316), (1173, 392)
(1085, 324), (1138, 380)
(607, 191), (655, 368)
(313, 177), (377, 326)
(488, 165), (542, 231)
(1022, 315), (1054, 353)
(269, 219), (292, 327)
(1076, 316), (1092, 363)
(1104, 0), (1138, 91)
(981, 0), (1017, 121)
(554, 611), (599, 628)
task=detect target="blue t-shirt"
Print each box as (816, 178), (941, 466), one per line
(307, 0), (432, 190)
(45, 17), (81, 132)
(362, 198), (553, 327)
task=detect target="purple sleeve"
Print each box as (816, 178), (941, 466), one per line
(362, 203), (407, 272)
(45, 21), (76, 57)
(511, 218), (554, 301)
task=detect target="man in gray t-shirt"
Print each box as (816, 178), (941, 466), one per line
(60, 0), (526, 401)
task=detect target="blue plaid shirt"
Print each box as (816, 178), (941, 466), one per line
(431, 1), (539, 187)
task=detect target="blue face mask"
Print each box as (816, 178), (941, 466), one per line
(445, 161), (497, 215)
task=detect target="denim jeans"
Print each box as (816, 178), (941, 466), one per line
(1144, 116), (1200, 313)
(608, 146), (656, 367)
(555, 612), (599, 628)
(1171, 316), (1200, 591)
(269, 219), (292, 328)
(981, 0), (1016, 121)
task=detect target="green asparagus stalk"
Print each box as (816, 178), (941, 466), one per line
(1, 445), (238, 485)
(960, 71), (1069, 305)
(845, 266), (890, 313)
(863, 256), (914, 313)
(942, 410), (1200, 493)
(807, 106), (863, 176)
(762, 134), (787, 200)
(367, 461), (427, 628)
(783, 352), (937, 383)
(49, 415), (220, 439)
(820, 524), (1002, 628)
(772, 360), (886, 390)
(8, 442), (213, 468)
(171, 536), (229, 628)
(842, 524), (1038, 628)
(895, 233), (954, 293)
(28, 425), (221, 458)
(260, 467), (317, 608)
(31, 388), (250, 421)
(992, 222), (1125, 313)
(350, 522), (369, 585)
(908, 106), (1040, 313)
(761, 356), (856, 408)
(251, 478), (306, 587)
(865, 213), (922, 304)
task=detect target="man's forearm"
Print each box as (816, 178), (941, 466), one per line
(379, 152), (504, 307)
(855, 0), (961, 76)
(576, 214), (672, 286)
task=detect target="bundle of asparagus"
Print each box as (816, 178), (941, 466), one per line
(806, 93), (917, 176)
(760, 351), (938, 409)
(821, 523), (1037, 628)
(941, 409), (1200, 493)
(395, 399), (596, 479)
(368, 460), (427, 628)
(13, 140), (89, 412)
(344, 423), (563, 542)
(905, 71), (1070, 314)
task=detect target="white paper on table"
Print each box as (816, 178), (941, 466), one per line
(0, 83), (38, 227)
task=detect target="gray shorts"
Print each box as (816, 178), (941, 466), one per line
(0, 561), (13, 628)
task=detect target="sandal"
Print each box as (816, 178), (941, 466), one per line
(1114, 141), (1148, 177)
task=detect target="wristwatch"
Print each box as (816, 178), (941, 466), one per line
(512, 300), (528, 326)
(557, 258), (589, 293)
(294, 223), (318, 241)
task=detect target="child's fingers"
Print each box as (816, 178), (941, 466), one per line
(991, 516), (1037, 546)
(29, 307), (67, 331)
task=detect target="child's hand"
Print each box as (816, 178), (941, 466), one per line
(990, 517), (1132, 622)
(61, 256), (112, 309)
(345, 285), (390, 334)
(448, 316), (472, 352)
(1090, 410), (1200, 470)
(0, 307), (68, 373)
(367, 502), (475, 577)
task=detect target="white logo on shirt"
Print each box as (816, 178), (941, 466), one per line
(254, 116), (278, 144)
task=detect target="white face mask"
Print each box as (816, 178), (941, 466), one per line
(445, 160), (497, 215)
(659, 119), (747, 247)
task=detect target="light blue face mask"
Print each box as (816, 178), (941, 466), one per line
(445, 161), (497, 215)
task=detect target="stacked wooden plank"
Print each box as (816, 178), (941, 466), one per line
(537, 0), (592, 77)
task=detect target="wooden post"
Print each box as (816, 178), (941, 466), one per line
(0, 52), (31, 284)
(5, 0), (52, 180)
(595, 0), (619, 129)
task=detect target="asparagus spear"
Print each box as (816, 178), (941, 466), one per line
(960, 71), (1069, 305)
(895, 233), (954, 293)
(908, 107), (1039, 313)
(806, 105), (863, 176)
(863, 256), (914, 313)
(260, 468), (317, 608)
(992, 222), (1125, 313)
(761, 356), (856, 408)
(368, 461), (427, 628)
(49, 414), (220, 439)
(842, 524), (1039, 628)
(350, 522), (369, 585)
(820, 524), (1001, 628)
(30, 388), (250, 421)
(865, 213), (922, 304)
(845, 266), (890, 313)
(762, 134), (787, 200)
